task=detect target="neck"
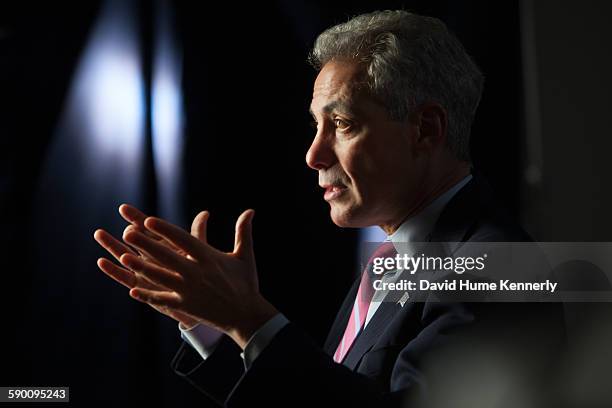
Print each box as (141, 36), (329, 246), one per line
(379, 162), (470, 235)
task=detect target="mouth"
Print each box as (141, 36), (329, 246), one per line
(321, 184), (348, 201)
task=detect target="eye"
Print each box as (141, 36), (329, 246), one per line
(333, 118), (351, 131)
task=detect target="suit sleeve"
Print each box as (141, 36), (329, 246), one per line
(171, 336), (245, 406)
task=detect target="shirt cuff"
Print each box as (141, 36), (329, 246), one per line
(240, 313), (289, 370)
(179, 322), (224, 360)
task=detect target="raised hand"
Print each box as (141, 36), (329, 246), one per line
(94, 204), (199, 328)
(95, 205), (278, 349)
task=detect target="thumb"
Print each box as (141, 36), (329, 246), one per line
(234, 209), (255, 260)
(191, 211), (210, 243)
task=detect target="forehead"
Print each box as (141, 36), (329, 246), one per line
(310, 60), (366, 113)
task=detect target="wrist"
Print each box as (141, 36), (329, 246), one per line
(228, 295), (278, 350)
(179, 317), (200, 330)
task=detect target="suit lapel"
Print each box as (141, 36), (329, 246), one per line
(342, 301), (402, 370)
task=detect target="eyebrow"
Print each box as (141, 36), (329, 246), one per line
(309, 100), (354, 118)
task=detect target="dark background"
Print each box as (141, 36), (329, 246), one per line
(1, 0), (610, 406)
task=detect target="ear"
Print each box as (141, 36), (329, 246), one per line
(413, 102), (448, 153)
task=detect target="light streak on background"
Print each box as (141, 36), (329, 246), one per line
(151, 0), (185, 223)
(34, 0), (146, 251)
(75, 0), (145, 192)
(29, 0), (149, 396)
(78, 21), (145, 169)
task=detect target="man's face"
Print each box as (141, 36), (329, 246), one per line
(307, 60), (424, 229)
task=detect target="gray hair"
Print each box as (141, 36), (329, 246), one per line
(309, 10), (484, 162)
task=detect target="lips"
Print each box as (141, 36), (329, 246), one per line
(322, 184), (348, 201)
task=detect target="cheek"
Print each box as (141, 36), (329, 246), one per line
(358, 151), (412, 205)
(337, 140), (374, 187)
(349, 150), (394, 198)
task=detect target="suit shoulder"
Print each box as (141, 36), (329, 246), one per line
(467, 203), (533, 242)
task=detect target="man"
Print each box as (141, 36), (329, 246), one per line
(95, 10), (564, 407)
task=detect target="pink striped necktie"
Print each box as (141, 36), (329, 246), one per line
(333, 241), (397, 363)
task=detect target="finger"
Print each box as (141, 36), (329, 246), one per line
(123, 223), (184, 259)
(129, 287), (182, 309)
(97, 257), (137, 288)
(121, 225), (174, 265)
(234, 209), (255, 260)
(119, 204), (166, 241)
(123, 229), (197, 274)
(191, 211), (209, 243)
(120, 253), (184, 290)
(98, 257), (166, 291)
(144, 217), (210, 261)
(94, 229), (137, 261)
(119, 203), (148, 226)
(124, 224), (148, 239)
(123, 224), (193, 260)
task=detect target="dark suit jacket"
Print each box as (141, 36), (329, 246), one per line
(171, 173), (566, 407)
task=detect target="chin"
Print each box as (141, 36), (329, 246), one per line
(329, 202), (371, 228)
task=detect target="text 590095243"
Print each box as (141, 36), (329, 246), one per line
(0, 387), (69, 402)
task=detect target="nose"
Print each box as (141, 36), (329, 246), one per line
(306, 132), (335, 170)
